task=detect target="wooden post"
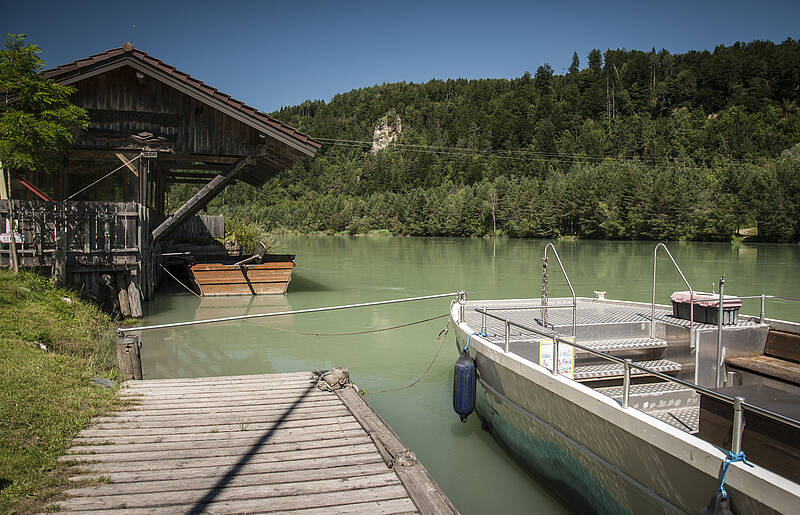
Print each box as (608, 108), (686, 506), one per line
(128, 275), (142, 318)
(53, 203), (67, 286)
(116, 334), (143, 380)
(117, 273), (132, 318)
(2, 164), (20, 273)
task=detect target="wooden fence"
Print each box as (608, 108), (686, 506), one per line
(0, 200), (161, 310)
(0, 200), (143, 268)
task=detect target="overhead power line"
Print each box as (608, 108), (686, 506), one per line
(312, 137), (797, 171)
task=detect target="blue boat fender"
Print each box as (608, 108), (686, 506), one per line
(453, 350), (477, 423)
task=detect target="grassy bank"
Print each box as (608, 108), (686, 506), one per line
(0, 271), (121, 514)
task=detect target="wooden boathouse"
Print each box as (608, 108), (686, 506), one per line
(0, 43), (320, 312)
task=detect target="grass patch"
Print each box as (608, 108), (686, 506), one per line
(0, 271), (121, 514)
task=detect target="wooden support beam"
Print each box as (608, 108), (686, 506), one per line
(116, 153), (139, 177)
(151, 156), (250, 242)
(167, 171), (220, 180)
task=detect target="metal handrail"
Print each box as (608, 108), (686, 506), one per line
(652, 243), (694, 348)
(736, 294), (800, 324)
(543, 243), (577, 337)
(482, 303), (576, 311)
(472, 307), (800, 434)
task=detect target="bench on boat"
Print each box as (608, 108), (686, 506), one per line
(697, 384), (800, 484)
(726, 329), (800, 386)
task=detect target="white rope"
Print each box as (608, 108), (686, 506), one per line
(67, 153), (142, 200)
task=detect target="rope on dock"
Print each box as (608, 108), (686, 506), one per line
(259, 312), (449, 336)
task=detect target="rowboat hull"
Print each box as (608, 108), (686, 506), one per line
(452, 299), (799, 515)
(189, 255), (295, 296)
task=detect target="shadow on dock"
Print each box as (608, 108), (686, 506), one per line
(185, 383), (315, 514)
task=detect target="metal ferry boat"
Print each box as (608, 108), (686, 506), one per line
(451, 243), (800, 514)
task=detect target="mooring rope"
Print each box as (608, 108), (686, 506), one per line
(159, 264), (201, 298)
(258, 312), (449, 336)
(371, 316), (452, 394)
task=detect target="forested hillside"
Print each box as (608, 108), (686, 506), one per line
(181, 39), (800, 242)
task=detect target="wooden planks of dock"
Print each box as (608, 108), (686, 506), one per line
(57, 372), (457, 514)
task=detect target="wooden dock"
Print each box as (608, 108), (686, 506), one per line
(57, 372), (457, 514)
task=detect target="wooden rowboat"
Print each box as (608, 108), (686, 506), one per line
(189, 254), (295, 296)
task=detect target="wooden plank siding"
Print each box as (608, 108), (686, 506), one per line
(170, 214), (225, 241)
(71, 66), (261, 157)
(57, 372), (457, 514)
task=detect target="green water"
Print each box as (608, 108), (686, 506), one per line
(140, 237), (799, 514)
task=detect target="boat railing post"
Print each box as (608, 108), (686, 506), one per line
(481, 307), (487, 335)
(651, 244), (658, 339)
(504, 321), (510, 353)
(622, 359), (632, 409)
(689, 292), (694, 350)
(572, 303), (576, 339)
(715, 276), (725, 388)
(731, 396), (745, 455)
(552, 338), (559, 375)
(760, 294), (766, 324)
(458, 291), (467, 323)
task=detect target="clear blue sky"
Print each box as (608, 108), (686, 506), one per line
(2, 0), (798, 114)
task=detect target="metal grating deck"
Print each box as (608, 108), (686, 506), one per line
(574, 359), (681, 380)
(597, 381), (693, 398)
(649, 406), (700, 433)
(464, 298), (758, 335)
(579, 338), (667, 353)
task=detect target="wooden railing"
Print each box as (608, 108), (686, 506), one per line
(0, 200), (146, 268)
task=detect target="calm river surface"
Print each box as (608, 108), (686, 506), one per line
(140, 237), (799, 514)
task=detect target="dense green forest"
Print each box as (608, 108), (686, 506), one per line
(177, 39), (800, 242)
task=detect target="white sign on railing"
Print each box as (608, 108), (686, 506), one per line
(539, 337), (575, 379)
(0, 232), (23, 244)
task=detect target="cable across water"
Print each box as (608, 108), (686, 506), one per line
(119, 291), (465, 334)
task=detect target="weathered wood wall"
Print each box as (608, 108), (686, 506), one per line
(71, 67), (262, 156)
(171, 214), (224, 241)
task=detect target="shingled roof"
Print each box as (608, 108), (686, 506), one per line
(42, 42), (321, 155)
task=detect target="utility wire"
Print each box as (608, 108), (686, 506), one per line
(314, 137), (797, 171)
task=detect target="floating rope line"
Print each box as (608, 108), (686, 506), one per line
(258, 312), (449, 336)
(160, 264), (201, 298)
(372, 317), (452, 394)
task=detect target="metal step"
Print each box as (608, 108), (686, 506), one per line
(574, 359), (681, 381)
(578, 337), (667, 354)
(595, 382), (698, 411)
